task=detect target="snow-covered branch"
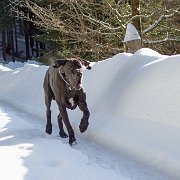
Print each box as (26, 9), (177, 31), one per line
(143, 7), (180, 34)
(143, 15), (164, 34)
(143, 38), (180, 44)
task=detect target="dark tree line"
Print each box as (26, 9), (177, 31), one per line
(0, 0), (46, 62)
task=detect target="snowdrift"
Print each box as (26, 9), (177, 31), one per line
(0, 48), (180, 179)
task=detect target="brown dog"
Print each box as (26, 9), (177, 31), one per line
(43, 59), (91, 145)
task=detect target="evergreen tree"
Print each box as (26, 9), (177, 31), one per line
(0, 0), (15, 61)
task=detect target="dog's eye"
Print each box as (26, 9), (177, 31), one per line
(70, 69), (75, 73)
(71, 69), (77, 73)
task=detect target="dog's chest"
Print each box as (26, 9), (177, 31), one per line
(68, 98), (75, 106)
(66, 90), (79, 108)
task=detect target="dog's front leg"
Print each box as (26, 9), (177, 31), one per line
(78, 101), (90, 133)
(59, 106), (76, 145)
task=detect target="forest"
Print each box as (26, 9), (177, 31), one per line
(0, 0), (179, 62)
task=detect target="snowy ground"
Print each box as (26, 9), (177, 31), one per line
(0, 48), (180, 179)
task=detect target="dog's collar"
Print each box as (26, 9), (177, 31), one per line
(59, 70), (80, 91)
(59, 70), (72, 89)
(59, 67), (82, 91)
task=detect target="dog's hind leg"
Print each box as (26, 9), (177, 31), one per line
(45, 94), (53, 135)
(58, 113), (68, 138)
(44, 70), (54, 135)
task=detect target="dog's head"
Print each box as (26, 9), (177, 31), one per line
(53, 59), (91, 90)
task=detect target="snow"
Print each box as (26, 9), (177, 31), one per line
(0, 104), (130, 180)
(124, 23), (141, 42)
(0, 48), (180, 179)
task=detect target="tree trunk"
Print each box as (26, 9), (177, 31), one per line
(24, 21), (30, 60)
(6, 31), (11, 55)
(35, 40), (39, 58)
(1, 30), (6, 61)
(14, 18), (19, 55)
(10, 29), (15, 62)
(131, 0), (141, 35)
(19, 19), (24, 35)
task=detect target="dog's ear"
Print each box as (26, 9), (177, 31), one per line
(53, 59), (68, 68)
(81, 60), (92, 70)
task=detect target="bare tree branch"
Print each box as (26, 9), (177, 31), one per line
(143, 15), (165, 34)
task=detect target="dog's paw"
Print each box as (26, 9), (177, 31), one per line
(69, 135), (77, 146)
(79, 119), (89, 133)
(46, 124), (52, 135)
(59, 131), (68, 138)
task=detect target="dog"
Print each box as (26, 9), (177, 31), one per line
(43, 58), (91, 145)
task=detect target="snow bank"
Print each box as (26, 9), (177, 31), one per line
(0, 48), (180, 179)
(85, 49), (180, 179)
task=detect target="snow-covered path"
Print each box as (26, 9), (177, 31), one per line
(0, 102), (168, 180)
(1, 48), (180, 179)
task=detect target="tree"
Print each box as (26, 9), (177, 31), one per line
(12, 0), (129, 60)
(11, 0), (180, 61)
(1, 30), (6, 60)
(141, 0), (180, 54)
(0, 0), (16, 61)
(0, 0), (9, 61)
(131, 0), (141, 34)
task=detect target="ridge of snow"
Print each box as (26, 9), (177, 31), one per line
(0, 48), (180, 179)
